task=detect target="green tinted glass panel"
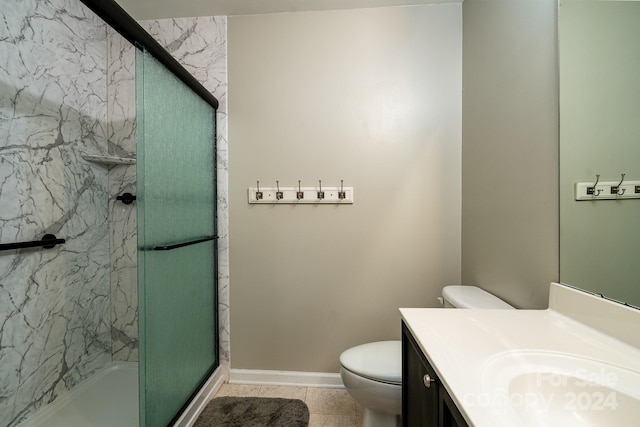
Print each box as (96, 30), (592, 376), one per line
(136, 48), (217, 427)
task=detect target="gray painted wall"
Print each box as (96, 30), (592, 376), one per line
(228, 4), (463, 372)
(461, 0), (559, 309)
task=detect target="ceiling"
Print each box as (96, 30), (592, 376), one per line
(115, 0), (460, 20)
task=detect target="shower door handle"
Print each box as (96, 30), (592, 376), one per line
(146, 235), (218, 251)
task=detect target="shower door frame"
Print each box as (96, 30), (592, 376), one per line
(78, 0), (220, 425)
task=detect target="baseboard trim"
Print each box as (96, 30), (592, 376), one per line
(229, 369), (344, 388)
(174, 363), (229, 427)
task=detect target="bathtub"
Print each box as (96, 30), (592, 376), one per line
(18, 363), (138, 427)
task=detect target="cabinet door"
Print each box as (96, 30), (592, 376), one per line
(402, 323), (439, 427)
(439, 384), (469, 427)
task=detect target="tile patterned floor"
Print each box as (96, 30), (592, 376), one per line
(214, 383), (364, 427)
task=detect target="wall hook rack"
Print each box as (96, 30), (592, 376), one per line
(248, 180), (354, 204)
(575, 174), (640, 200)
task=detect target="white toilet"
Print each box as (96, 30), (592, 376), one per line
(339, 285), (514, 427)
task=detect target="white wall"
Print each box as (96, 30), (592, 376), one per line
(228, 4), (462, 372)
(461, 0), (559, 309)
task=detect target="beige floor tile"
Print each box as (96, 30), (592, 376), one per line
(214, 383), (261, 397)
(308, 414), (357, 427)
(355, 403), (365, 426)
(305, 388), (356, 416)
(258, 385), (308, 400)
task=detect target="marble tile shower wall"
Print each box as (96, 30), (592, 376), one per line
(0, 1), (110, 426)
(107, 26), (138, 362)
(107, 16), (230, 364)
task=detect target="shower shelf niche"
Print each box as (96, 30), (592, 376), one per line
(82, 154), (136, 165)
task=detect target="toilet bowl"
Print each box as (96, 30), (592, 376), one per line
(340, 341), (402, 427)
(339, 285), (514, 427)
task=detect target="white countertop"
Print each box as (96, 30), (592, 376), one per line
(400, 284), (640, 427)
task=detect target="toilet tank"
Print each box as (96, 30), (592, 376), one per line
(442, 285), (515, 309)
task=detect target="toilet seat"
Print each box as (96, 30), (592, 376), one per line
(339, 341), (401, 385)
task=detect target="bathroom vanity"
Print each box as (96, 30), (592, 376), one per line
(402, 323), (468, 427)
(400, 283), (640, 426)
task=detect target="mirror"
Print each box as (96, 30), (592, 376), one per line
(559, 0), (640, 307)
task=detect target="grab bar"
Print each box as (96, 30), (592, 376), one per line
(0, 234), (66, 251)
(148, 235), (218, 251)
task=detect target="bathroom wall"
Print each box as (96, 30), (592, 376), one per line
(106, 16), (230, 363)
(228, 4), (462, 372)
(0, 1), (111, 425)
(461, 0), (559, 309)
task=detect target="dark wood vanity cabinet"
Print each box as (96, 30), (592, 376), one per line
(402, 323), (469, 427)
(402, 322), (438, 426)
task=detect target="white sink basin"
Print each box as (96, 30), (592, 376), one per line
(481, 351), (640, 426)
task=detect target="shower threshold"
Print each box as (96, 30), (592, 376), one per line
(18, 362), (138, 427)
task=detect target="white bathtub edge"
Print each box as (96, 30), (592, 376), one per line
(15, 362), (138, 427)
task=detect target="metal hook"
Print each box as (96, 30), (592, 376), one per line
(338, 179), (346, 200)
(587, 175), (601, 196)
(615, 173), (626, 195)
(256, 181), (263, 200)
(317, 180), (324, 199)
(297, 180), (304, 200)
(276, 180), (283, 200)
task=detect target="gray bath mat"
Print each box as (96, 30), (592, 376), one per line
(194, 396), (310, 427)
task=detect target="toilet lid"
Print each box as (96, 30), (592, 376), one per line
(442, 285), (515, 309)
(339, 341), (401, 384)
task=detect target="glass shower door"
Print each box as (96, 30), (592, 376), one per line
(135, 47), (218, 427)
